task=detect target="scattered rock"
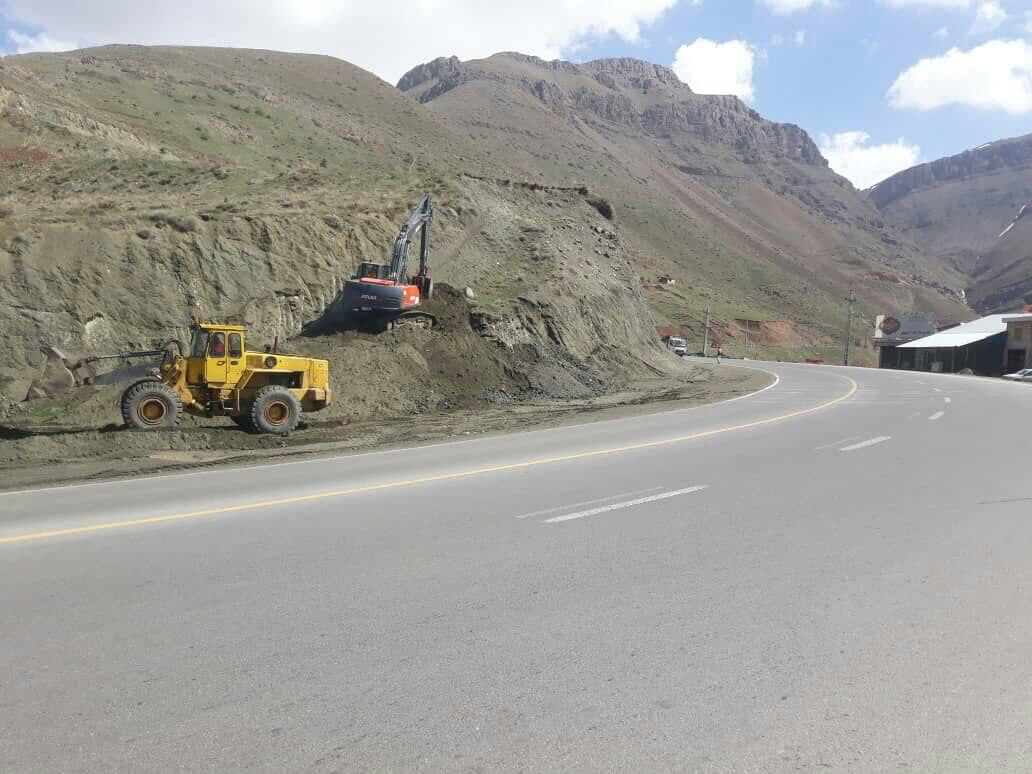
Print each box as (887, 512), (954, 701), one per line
(148, 212), (198, 233)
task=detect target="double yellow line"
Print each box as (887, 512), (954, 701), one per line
(1, 377), (857, 545)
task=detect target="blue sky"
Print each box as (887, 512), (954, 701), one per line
(571, 0), (1032, 186)
(1, 0), (1030, 188)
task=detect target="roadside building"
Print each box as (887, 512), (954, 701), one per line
(1003, 312), (1032, 372)
(895, 314), (1010, 375)
(873, 313), (937, 369)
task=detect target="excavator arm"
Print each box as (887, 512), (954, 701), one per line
(388, 194), (433, 283)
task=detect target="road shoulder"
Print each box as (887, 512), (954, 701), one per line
(0, 360), (773, 492)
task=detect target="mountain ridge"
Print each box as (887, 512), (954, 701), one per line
(869, 133), (1032, 311)
(398, 51), (968, 333)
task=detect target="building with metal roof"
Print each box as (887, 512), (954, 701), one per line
(882, 314), (1013, 375)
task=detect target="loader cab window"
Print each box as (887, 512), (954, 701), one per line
(210, 332), (226, 358)
(228, 333), (242, 359)
(189, 330), (209, 358)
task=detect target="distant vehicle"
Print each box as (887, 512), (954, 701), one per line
(1003, 368), (1032, 382)
(667, 337), (687, 356)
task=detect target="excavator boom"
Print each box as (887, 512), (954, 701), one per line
(389, 194), (433, 282)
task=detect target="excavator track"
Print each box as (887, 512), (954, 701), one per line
(387, 311), (436, 330)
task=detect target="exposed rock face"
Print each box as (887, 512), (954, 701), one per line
(399, 54), (824, 166)
(870, 135), (1032, 211)
(869, 134), (1032, 311)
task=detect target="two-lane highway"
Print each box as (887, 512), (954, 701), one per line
(3, 362), (1031, 771)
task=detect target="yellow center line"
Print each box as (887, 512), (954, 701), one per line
(2, 378), (858, 545)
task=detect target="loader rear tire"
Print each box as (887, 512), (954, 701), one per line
(250, 385), (301, 436)
(121, 381), (182, 431)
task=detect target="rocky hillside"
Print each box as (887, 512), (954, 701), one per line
(399, 53), (970, 340)
(869, 134), (1032, 312)
(0, 46), (660, 408)
(0, 46), (975, 407)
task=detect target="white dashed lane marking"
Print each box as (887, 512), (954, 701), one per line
(544, 486), (709, 524)
(816, 436), (859, 450)
(840, 437), (892, 452)
(514, 486), (664, 520)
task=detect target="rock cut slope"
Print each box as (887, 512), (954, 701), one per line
(0, 45), (661, 408)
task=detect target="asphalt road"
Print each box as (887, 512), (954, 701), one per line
(3, 361), (1032, 771)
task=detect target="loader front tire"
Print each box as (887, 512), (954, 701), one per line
(250, 386), (301, 436)
(122, 381), (182, 431)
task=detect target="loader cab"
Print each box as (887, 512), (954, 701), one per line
(186, 324), (246, 386)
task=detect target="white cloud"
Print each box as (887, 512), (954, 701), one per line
(970, 1), (1008, 34)
(819, 131), (922, 189)
(888, 39), (1032, 113)
(0, 0), (676, 83)
(770, 33), (785, 45)
(933, 26), (950, 38)
(5, 29), (75, 54)
(795, 29), (807, 45)
(758, 0), (835, 13)
(671, 38), (758, 101)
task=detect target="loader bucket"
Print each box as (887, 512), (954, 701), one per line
(25, 347), (76, 400)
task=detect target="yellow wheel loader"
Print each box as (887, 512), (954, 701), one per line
(120, 321), (332, 436)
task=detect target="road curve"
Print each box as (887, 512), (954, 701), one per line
(2, 362), (1031, 771)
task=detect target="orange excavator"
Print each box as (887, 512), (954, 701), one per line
(337, 194), (435, 330)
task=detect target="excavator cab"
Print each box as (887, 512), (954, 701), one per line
(356, 262), (390, 281)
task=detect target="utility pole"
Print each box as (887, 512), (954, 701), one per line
(702, 306), (711, 357)
(842, 289), (856, 366)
